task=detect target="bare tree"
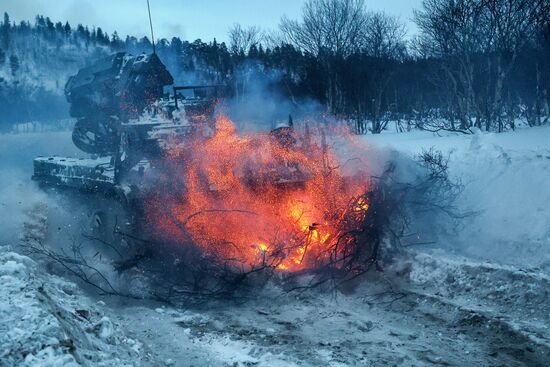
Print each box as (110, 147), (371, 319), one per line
(280, 0), (369, 113)
(415, 0), (550, 131)
(362, 12), (408, 133)
(228, 24), (264, 55)
(363, 12), (407, 60)
(279, 0), (368, 57)
(481, 0), (550, 131)
(415, 0), (487, 131)
(227, 24), (264, 104)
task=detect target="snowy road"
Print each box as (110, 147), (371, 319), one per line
(93, 249), (548, 367)
(2, 247), (548, 366)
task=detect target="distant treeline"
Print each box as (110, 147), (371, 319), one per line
(0, 0), (549, 133)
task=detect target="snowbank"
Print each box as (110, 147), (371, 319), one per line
(0, 250), (142, 367)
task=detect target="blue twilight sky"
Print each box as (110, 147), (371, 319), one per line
(1, 0), (422, 42)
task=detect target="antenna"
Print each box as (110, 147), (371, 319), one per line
(146, 0), (156, 54)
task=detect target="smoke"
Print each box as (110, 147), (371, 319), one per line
(0, 169), (47, 245)
(0, 132), (79, 245)
(0, 131), (131, 294)
(441, 133), (550, 268)
(215, 60), (324, 132)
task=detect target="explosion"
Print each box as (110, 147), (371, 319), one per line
(145, 115), (372, 272)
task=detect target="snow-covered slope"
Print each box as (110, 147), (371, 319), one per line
(365, 126), (550, 268)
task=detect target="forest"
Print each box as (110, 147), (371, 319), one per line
(0, 0), (549, 134)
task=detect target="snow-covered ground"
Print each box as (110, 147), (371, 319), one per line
(0, 127), (549, 366)
(0, 250), (143, 366)
(365, 126), (550, 269)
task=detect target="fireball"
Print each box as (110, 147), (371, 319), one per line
(146, 115), (371, 271)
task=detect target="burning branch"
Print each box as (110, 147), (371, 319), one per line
(181, 209), (258, 227)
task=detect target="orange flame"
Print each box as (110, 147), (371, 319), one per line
(145, 115), (370, 271)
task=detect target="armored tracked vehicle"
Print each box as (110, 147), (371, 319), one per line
(32, 52), (300, 248)
(31, 52), (223, 243)
(33, 52), (219, 190)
